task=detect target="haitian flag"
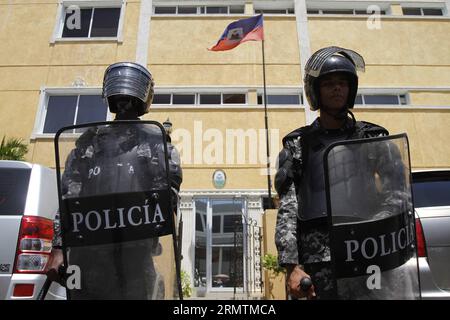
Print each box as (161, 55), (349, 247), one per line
(209, 14), (264, 51)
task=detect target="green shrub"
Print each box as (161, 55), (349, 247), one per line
(0, 136), (28, 161)
(262, 253), (285, 276)
(181, 270), (192, 298)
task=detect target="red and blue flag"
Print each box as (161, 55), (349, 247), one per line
(209, 14), (264, 51)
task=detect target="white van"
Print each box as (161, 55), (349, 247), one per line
(0, 160), (65, 300)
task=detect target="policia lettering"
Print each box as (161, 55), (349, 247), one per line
(62, 191), (173, 247)
(331, 210), (416, 281)
(344, 220), (415, 262)
(71, 203), (165, 232)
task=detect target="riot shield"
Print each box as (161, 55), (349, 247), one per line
(323, 133), (420, 299)
(54, 121), (181, 300)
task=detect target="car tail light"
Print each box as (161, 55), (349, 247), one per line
(13, 284), (35, 297)
(14, 216), (54, 273)
(415, 218), (427, 258)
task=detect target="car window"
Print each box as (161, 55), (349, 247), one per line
(412, 180), (450, 208)
(0, 168), (31, 216)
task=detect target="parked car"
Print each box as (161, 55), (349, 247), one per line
(412, 170), (450, 299)
(0, 160), (65, 300)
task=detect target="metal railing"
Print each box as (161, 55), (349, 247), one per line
(232, 217), (263, 299)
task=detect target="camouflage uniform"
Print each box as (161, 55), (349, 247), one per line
(275, 118), (389, 299)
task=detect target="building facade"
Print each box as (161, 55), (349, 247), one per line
(1, 0), (449, 298)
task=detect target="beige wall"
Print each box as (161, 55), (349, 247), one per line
(0, 1), (141, 161)
(0, 3), (449, 177)
(148, 16), (301, 86)
(353, 108), (450, 169)
(145, 108), (305, 189)
(410, 91), (450, 106)
(308, 17), (450, 87)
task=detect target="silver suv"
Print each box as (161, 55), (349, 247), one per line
(412, 170), (450, 299)
(0, 160), (64, 300)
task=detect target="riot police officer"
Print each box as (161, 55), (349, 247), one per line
(274, 47), (390, 299)
(49, 62), (182, 299)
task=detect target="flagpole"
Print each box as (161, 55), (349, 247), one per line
(261, 38), (273, 207)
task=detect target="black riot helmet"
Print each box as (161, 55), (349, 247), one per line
(304, 46), (365, 112)
(102, 62), (155, 116)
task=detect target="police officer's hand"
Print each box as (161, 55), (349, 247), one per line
(286, 264), (316, 300)
(47, 249), (63, 271)
(46, 248), (65, 285)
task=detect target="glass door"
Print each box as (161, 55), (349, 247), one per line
(194, 197), (246, 292)
(211, 198), (244, 290)
(194, 199), (207, 288)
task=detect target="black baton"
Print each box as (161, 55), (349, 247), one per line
(299, 277), (313, 292)
(37, 266), (65, 300)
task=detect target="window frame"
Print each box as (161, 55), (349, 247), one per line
(402, 6), (444, 16)
(306, 1), (391, 16)
(307, 8), (387, 16)
(153, 4), (245, 16)
(354, 90), (410, 107)
(256, 88), (303, 106)
(254, 8), (295, 15)
(51, 0), (126, 43)
(32, 87), (112, 139)
(151, 89), (248, 107)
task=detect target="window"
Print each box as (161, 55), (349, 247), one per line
(204, 6), (228, 14)
(230, 6), (245, 14)
(402, 7), (444, 16)
(255, 8), (294, 15)
(412, 172), (450, 208)
(322, 9), (354, 15)
(212, 215), (221, 233)
(354, 93), (408, 106)
(200, 94), (221, 105)
(154, 5), (244, 15)
(152, 92), (247, 106)
(413, 180), (450, 208)
(422, 8), (444, 16)
(172, 94), (195, 105)
(257, 93), (302, 105)
(60, 5), (122, 39)
(223, 215), (241, 233)
(152, 94), (171, 104)
(40, 93), (108, 134)
(0, 168), (31, 216)
(154, 6), (176, 14)
(402, 8), (422, 15)
(223, 94), (245, 104)
(364, 95), (400, 105)
(195, 212), (206, 232)
(178, 6), (197, 14)
(308, 8), (386, 15)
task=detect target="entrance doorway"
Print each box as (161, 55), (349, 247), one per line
(194, 197), (245, 293)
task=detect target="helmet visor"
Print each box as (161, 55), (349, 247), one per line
(305, 46), (365, 78)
